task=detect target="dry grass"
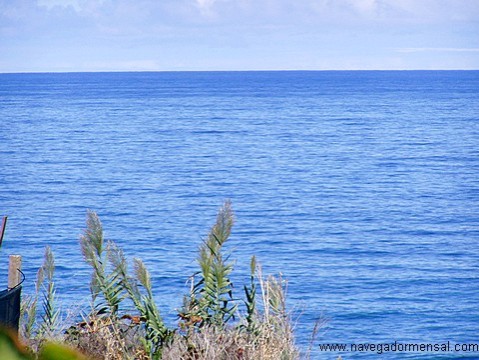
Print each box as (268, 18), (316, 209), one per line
(64, 315), (148, 360)
(162, 324), (298, 360)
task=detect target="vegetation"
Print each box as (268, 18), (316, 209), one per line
(14, 201), (300, 359)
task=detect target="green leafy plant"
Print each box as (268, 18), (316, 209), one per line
(109, 242), (172, 359)
(20, 283), (39, 341)
(179, 200), (237, 330)
(38, 247), (60, 339)
(241, 255), (258, 335)
(0, 327), (31, 360)
(0, 327), (87, 360)
(80, 211), (124, 318)
(20, 246), (61, 347)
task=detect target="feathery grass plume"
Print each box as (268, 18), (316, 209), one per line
(80, 211), (124, 317)
(109, 241), (172, 359)
(67, 242), (144, 359)
(19, 257), (44, 342)
(20, 295), (36, 341)
(257, 271), (298, 359)
(20, 265), (43, 341)
(20, 247), (47, 345)
(185, 200), (237, 329)
(133, 258), (172, 359)
(260, 273), (289, 332)
(265, 275), (286, 316)
(241, 255), (258, 335)
(38, 246), (61, 339)
(20, 247), (61, 352)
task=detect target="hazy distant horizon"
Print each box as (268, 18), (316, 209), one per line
(1, 68), (478, 75)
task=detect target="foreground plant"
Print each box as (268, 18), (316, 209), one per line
(111, 245), (172, 359)
(241, 255), (258, 335)
(20, 246), (61, 351)
(75, 211), (173, 359)
(80, 212), (124, 318)
(1, 326), (87, 360)
(170, 201), (298, 359)
(178, 200), (237, 331)
(18, 201), (300, 359)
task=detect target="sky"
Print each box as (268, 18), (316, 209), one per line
(0, 0), (478, 72)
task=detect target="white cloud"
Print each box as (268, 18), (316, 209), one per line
(194, 0), (221, 16)
(195, 0), (217, 8)
(26, 0), (479, 26)
(37, 0), (110, 11)
(1, 0), (478, 71)
(37, 0), (82, 11)
(348, 0), (377, 14)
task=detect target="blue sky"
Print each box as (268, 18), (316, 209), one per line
(1, 0), (478, 72)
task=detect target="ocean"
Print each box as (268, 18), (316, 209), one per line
(0, 71), (478, 359)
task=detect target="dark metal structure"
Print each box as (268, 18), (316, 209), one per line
(0, 216), (22, 332)
(0, 286), (21, 332)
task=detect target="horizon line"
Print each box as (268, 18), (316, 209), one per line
(1, 68), (478, 75)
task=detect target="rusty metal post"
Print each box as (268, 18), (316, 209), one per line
(0, 216), (7, 247)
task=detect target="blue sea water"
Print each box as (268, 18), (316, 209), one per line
(0, 71), (478, 359)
